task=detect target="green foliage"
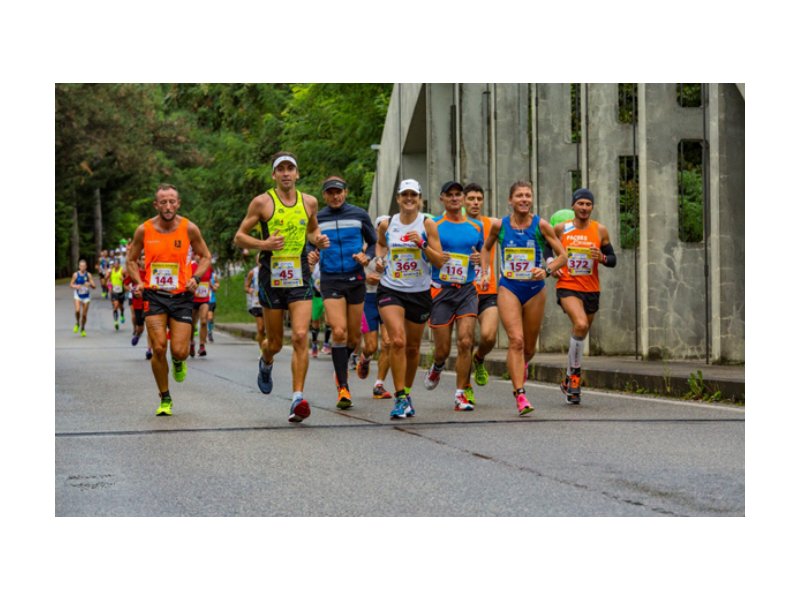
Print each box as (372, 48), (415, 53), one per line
(280, 83), (392, 206)
(211, 271), (252, 323)
(684, 370), (722, 402)
(678, 169), (704, 243)
(55, 83), (391, 276)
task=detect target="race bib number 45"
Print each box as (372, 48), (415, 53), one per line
(567, 247), (594, 276)
(503, 248), (536, 280)
(150, 262), (179, 291)
(271, 256), (302, 288)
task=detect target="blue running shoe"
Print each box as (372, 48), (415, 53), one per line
(390, 395), (413, 419)
(407, 395), (416, 417)
(257, 357), (273, 394)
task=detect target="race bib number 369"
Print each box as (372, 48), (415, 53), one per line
(390, 248), (423, 280)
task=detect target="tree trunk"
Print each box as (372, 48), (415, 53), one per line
(94, 187), (103, 259)
(71, 203), (80, 271)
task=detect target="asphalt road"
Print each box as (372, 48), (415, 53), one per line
(55, 283), (745, 516)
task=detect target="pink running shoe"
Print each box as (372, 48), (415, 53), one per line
(516, 393), (534, 416)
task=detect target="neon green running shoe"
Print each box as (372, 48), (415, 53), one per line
(73, 324), (79, 333)
(464, 385), (476, 405)
(81, 330), (87, 337)
(473, 353), (489, 386)
(172, 360), (187, 383)
(156, 397), (173, 416)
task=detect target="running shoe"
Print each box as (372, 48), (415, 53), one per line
(516, 392), (534, 416)
(390, 395), (413, 419)
(454, 391), (474, 411)
(198, 344), (207, 357)
(349, 353), (358, 371)
(406, 395), (416, 417)
(321, 343), (332, 355)
(208, 331), (214, 343)
(424, 363), (443, 390)
(172, 360), (187, 383)
(120, 314), (125, 324)
(189, 343), (195, 358)
(464, 385), (476, 405)
(145, 348), (153, 360)
(73, 324), (79, 333)
(257, 357), (273, 394)
(81, 330), (87, 337)
(356, 354), (370, 379)
(310, 343), (319, 358)
(473, 353), (489, 386)
(288, 397), (311, 422)
(336, 386), (352, 410)
(131, 333), (140, 346)
(372, 383), (392, 399)
(155, 397), (172, 416)
(114, 320), (119, 331)
(560, 371), (582, 405)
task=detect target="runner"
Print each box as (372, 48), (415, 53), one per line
(70, 259), (96, 337)
(96, 250), (110, 299)
(126, 183), (212, 416)
(233, 151), (329, 423)
(480, 180), (567, 416)
(423, 181), (484, 411)
(244, 264), (268, 353)
(309, 259), (325, 358)
(552, 188), (616, 404)
(316, 176), (377, 410)
(124, 253), (148, 351)
(375, 179), (446, 419)
(109, 259), (127, 330)
(189, 254), (214, 358)
(206, 270), (219, 343)
(464, 183), (499, 389)
(355, 215), (392, 399)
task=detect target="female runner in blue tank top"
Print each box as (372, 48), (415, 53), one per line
(480, 181), (567, 416)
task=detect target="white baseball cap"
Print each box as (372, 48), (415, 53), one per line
(397, 179), (422, 194)
(272, 155), (298, 171)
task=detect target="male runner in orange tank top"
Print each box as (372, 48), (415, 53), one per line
(464, 183), (499, 390)
(126, 183), (212, 416)
(552, 188), (616, 404)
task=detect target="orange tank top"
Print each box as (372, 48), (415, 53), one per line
(474, 215), (498, 295)
(556, 220), (601, 293)
(143, 217), (193, 294)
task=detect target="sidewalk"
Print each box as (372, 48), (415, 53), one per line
(215, 322), (745, 404)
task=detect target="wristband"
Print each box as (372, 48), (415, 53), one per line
(417, 239), (428, 250)
(193, 275), (202, 284)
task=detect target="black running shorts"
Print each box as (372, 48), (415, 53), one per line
(556, 288), (600, 315)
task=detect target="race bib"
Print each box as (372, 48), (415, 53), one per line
(439, 252), (469, 284)
(390, 247), (423, 280)
(271, 256), (302, 288)
(150, 262), (179, 291)
(195, 282), (210, 298)
(503, 248), (537, 280)
(78, 286), (89, 295)
(567, 246), (594, 276)
(112, 284), (123, 294)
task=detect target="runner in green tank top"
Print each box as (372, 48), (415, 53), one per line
(234, 151), (330, 423)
